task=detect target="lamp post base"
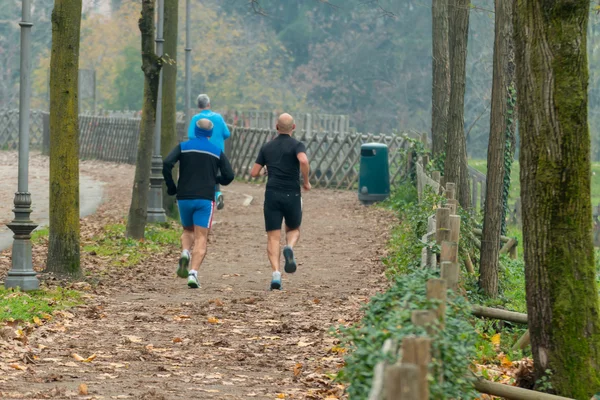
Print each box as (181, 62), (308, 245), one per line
(4, 192), (39, 291)
(147, 155), (167, 223)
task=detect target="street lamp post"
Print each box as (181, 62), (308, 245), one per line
(185, 0), (191, 126)
(147, 0), (167, 223)
(5, 0), (39, 291)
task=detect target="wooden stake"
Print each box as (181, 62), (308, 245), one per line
(401, 336), (431, 400)
(411, 310), (437, 337)
(426, 279), (447, 325)
(435, 207), (451, 245)
(445, 182), (456, 200)
(384, 363), (419, 400)
(449, 215), (461, 243)
(441, 261), (459, 291)
(447, 199), (458, 214)
(432, 171), (441, 183)
(440, 241), (458, 263)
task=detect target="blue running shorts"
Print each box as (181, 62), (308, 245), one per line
(178, 199), (215, 229)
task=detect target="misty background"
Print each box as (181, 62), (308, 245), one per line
(2, 0), (600, 159)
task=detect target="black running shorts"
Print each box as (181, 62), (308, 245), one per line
(264, 190), (302, 232)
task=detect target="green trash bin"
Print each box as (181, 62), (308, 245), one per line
(358, 143), (390, 205)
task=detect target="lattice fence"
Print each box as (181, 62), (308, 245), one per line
(0, 109), (45, 149)
(40, 113), (187, 164)
(222, 110), (351, 134)
(228, 126), (417, 190)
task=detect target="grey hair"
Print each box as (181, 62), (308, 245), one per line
(196, 118), (214, 130)
(196, 94), (210, 109)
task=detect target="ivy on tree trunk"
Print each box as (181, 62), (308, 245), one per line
(126, 0), (161, 239)
(479, 0), (515, 298)
(515, 0), (600, 396)
(46, 0), (83, 277)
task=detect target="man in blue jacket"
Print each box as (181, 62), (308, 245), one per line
(187, 94), (231, 210)
(165, 118), (234, 289)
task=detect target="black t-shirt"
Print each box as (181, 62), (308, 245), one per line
(255, 134), (307, 193)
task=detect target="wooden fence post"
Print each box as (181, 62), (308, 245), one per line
(445, 182), (455, 200)
(435, 208), (451, 245)
(427, 279), (447, 326)
(401, 336), (432, 400)
(384, 364), (419, 400)
(441, 261), (459, 291)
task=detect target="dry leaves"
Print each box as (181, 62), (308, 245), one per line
(72, 353), (97, 362)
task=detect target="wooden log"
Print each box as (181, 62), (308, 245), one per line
(426, 279), (447, 324)
(435, 208), (451, 245)
(440, 241), (458, 263)
(432, 170), (441, 183)
(512, 329), (531, 351)
(445, 182), (456, 200)
(471, 306), (528, 324)
(473, 228), (511, 243)
(441, 261), (459, 291)
(464, 250), (475, 274)
(499, 237), (517, 255)
(449, 215), (461, 243)
(509, 243), (518, 259)
(473, 377), (574, 400)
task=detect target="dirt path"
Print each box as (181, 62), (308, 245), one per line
(0, 158), (393, 400)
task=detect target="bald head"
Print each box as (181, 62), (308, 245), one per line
(276, 113), (295, 135)
(195, 118), (214, 137)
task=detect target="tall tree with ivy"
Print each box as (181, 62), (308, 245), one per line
(46, 0), (83, 277)
(444, 0), (471, 207)
(479, 0), (515, 297)
(160, 0), (178, 218)
(126, 0), (162, 239)
(431, 0), (450, 160)
(515, 0), (600, 395)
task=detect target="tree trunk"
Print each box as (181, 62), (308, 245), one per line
(515, 0), (600, 396)
(46, 0), (82, 277)
(125, 0), (161, 239)
(445, 0), (471, 208)
(431, 0), (450, 159)
(161, 0), (178, 218)
(479, 0), (514, 298)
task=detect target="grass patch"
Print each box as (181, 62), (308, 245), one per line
(0, 286), (82, 323)
(31, 226), (49, 244)
(83, 222), (180, 268)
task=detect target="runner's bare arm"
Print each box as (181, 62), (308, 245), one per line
(297, 152), (311, 191)
(250, 163), (263, 178)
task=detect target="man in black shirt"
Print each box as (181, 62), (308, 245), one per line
(163, 118), (234, 289)
(250, 113), (311, 290)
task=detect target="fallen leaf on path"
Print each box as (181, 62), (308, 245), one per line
(72, 353), (97, 362)
(33, 316), (43, 326)
(298, 341), (314, 347)
(78, 383), (88, 395)
(172, 337), (183, 343)
(9, 363), (26, 371)
(313, 298), (321, 304)
(277, 394), (286, 399)
(207, 317), (220, 324)
(293, 363), (302, 376)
